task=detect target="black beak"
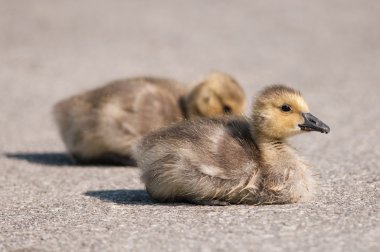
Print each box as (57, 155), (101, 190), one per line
(299, 113), (330, 134)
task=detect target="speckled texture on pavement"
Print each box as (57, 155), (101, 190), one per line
(0, 1), (379, 251)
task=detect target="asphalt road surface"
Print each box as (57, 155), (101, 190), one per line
(1, 1), (379, 251)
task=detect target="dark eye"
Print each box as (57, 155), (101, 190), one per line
(223, 105), (232, 113)
(281, 104), (292, 112)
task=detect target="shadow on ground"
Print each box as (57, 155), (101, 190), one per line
(5, 152), (75, 166)
(85, 189), (214, 206)
(4, 152), (137, 167)
(84, 189), (155, 205)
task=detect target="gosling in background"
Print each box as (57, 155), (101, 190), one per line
(53, 73), (246, 165)
(135, 85), (330, 205)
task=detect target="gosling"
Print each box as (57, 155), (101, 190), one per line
(135, 85), (330, 205)
(53, 73), (246, 165)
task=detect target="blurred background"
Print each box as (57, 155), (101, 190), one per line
(1, 0), (379, 149)
(1, 1), (379, 251)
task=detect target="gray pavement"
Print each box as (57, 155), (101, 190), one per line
(0, 0), (379, 251)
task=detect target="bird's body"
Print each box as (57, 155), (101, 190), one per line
(135, 85), (329, 205)
(54, 73), (246, 165)
(54, 77), (186, 165)
(136, 117), (314, 205)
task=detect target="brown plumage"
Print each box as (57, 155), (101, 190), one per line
(135, 85), (330, 205)
(53, 73), (246, 165)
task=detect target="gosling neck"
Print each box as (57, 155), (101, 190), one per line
(249, 123), (287, 147)
(250, 125), (294, 172)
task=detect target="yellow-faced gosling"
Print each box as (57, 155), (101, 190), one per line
(53, 73), (246, 165)
(135, 85), (330, 205)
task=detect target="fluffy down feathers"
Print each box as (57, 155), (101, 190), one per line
(135, 85), (329, 205)
(54, 73), (246, 165)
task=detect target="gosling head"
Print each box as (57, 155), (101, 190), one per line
(186, 72), (246, 119)
(251, 85), (330, 140)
